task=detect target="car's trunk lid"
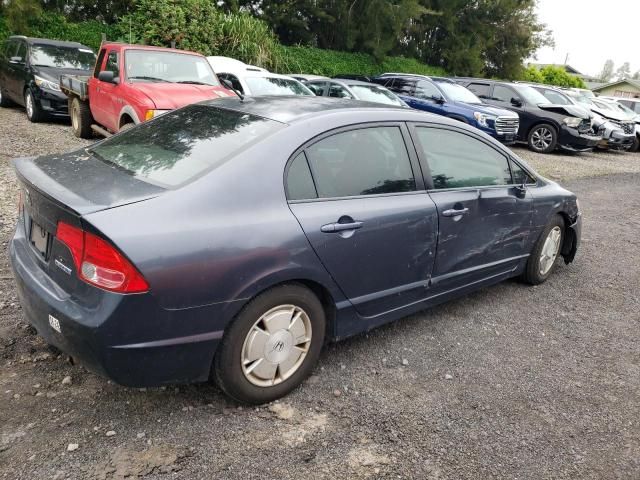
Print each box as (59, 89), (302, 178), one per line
(13, 150), (164, 215)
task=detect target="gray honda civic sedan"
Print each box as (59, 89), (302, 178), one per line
(10, 96), (581, 404)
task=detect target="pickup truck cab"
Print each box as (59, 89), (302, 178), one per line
(61, 43), (232, 138)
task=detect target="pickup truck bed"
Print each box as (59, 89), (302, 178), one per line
(60, 75), (90, 101)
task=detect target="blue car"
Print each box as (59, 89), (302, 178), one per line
(373, 74), (519, 144)
(11, 96), (580, 404)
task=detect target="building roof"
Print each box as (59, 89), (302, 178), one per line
(592, 78), (640, 92)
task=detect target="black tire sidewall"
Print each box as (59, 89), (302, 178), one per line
(523, 214), (565, 285)
(213, 284), (326, 404)
(25, 89), (42, 122)
(528, 123), (558, 153)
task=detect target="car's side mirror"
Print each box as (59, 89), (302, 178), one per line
(431, 94), (445, 104)
(9, 56), (24, 65)
(221, 79), (234, 90)
(98, 70), (118, 84)
(511, 97), (522, 107)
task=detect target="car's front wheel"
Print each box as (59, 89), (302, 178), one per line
(213, 284), (326, 404)
(25, 89), (45, 122)
(631, 135), (640, 153)
(522, 214), (565, 285)
(528, 123), (557, 153)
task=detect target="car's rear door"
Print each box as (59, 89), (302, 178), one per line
(286, 123), (438, 318)
(409, 124), (534, 291)
(7, 40), (27, 102)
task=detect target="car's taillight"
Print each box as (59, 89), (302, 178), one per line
(56, 221), (149, 293)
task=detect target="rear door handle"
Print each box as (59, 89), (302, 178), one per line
(321, 221), (364, 233)
(442, 207), (470, 217)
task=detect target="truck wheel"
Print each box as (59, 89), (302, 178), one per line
(528, 123), (557, 154)
(25, 90), (45, 122)
(70, 97), (93, 139)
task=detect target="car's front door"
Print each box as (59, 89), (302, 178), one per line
(287, 124), (439, 318)
(410, 124), (534, 291)
(489, 84), (532, 140)
(0, 40), (18, 100)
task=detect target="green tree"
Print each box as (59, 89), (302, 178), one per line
(615, 62), (631, 80)
(597, 59), (615, 82)
(2, 0), (42, 34)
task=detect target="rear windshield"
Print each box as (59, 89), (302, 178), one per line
(349, 85), (405, 106)
(30, 44), (95, 70)
(88, 105), (284, 188)
(245, 76), (314, 96)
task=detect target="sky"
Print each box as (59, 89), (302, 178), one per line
(531, 0), (639, 78)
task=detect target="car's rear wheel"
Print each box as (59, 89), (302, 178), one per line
(70, 97), (93, 139)
(528, 123), (557, 153)
(213, 284), (326, 404)
(522, 214), (565, 285)
(25, 90), (45, 122)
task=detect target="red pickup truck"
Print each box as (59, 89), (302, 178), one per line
(60, 43), (233, 138)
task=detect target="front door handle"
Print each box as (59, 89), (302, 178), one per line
(321, 221), (364, 233)
(442, 207), (470, 217)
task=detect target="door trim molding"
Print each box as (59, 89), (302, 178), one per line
(430, 253), (529, 286)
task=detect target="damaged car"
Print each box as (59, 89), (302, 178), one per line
(454, 78), (601, 153)
(527, 84), (635, 151)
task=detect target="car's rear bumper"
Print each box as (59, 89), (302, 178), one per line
(9, 221), (240, 387)
(558, 127), (601, 152)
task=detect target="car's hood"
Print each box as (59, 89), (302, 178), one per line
(458, 102), (517, 118)
(32, 65), (92, 83)
(589, 106), (636, 122)
(537, 103), (590, 119)
(132, 83), (234, 109)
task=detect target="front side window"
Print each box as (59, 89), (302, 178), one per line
(414, 80), (442, 100)
(328, 84), (353, 98)
(538, 89), (570, 105)
(88, 105), (284, 188)
(15, 42), (27, 62)
(106, 51), (119, 78)
(30, 44), (95, 69)
(305, 127), (415, 198)
(93, 49), (106, 78)
(415, 127), (512, 189)
(510, 160), (536, 185)
(125, 50), (219, 86)
(349, 85), (404, 106)
(492, 85), (517, 103)
(3, 40), (18, 59)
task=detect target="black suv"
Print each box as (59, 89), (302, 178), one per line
(454, 78), (601, 153)
(0, 36), (95, 122)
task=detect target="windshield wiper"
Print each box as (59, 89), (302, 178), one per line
(128, 76), (171, 83)
(175, 80), (215, 86)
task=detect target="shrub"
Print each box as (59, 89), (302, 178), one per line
(521, 64), (587, 89)
(278, 45), (447, 77)
(118, 0), (283, 70)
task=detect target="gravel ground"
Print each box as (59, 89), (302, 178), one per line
(0, 106), (639, 479)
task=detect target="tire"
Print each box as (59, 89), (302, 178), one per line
(24, 89), (45, 122)
(118, 122), (134, 133)
(528, 123), (558, 154)
(522, 214), (565, 285)
(70, 97), (93, 139)
(213, 283), (326, 404)
(631, 135), (640, 153)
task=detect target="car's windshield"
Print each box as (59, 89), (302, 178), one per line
(88, 105), (284, 188)
(245, 76), (314, 96)
(349, 85), (405, 106)
(30, 44), (95, 70)
(593, 100), (618, 111)
(514, 85), (550, 105)
(436, 81), (482, 104)
(125, 50), (219, 85)
(564, 91), (595, 107)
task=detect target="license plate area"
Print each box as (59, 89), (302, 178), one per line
(29, 219), (50, 259)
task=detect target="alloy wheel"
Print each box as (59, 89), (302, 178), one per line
(241, 304), (312, 387)
(539, 226), (562, 275)
(71, 103), (79, 132)
(531, 127), (553, 151)
(25, 92), (34, 119)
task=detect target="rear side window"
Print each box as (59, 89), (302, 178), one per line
(388, 78), (415, 96)
(415, 127), (512, 189)
(88, 105), (284, 188)
(304, 126), (415, 198)
(287, 153), (317, 200)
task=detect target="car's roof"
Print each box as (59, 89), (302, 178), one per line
(10, 36), (89, 49)
(329, 79), (379, 87)
(200, 95), (412, 124)
(102, 43), (204, 56)
(207, 56), (268, 74)
(289, 74), (330, 81)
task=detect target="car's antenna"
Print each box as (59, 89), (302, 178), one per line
(221, 79), (244, 101)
